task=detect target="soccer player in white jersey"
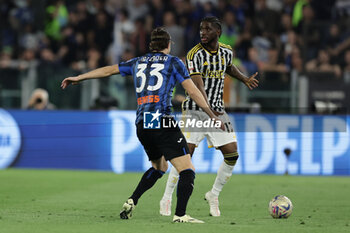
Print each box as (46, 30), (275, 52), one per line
(160, 16), (259, 217)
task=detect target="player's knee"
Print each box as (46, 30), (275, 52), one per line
(188, 163), (195, 172)
(171, 154), (195, 173)
(152, 157), (168, 172)
(188, 144), (196, 156)
(223, 152), (239, 166)
(160, 162), (168, 172)
(177, 165), (195, 173)
(146, 167), (165, 179)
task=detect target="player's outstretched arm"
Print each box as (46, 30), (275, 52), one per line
(61, 64), (120, 89)
(226, 65), (259, 90)
(181, 79), (225, 131)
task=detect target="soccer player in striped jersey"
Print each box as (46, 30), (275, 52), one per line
(160, 16), (259, 217)
(61, 27), (224, 223)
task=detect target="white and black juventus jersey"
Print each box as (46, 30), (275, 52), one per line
(183, 42), (233, 112)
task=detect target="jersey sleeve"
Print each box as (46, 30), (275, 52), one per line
(226, 45), (234, 67)
(186, 49), (201, 76)
(173, 57), (190, 83)
(118, 58), (137, 76)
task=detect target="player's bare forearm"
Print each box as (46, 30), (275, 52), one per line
(77, 65), (120, 81)
(182, 79), (215, 119)
(191, 74), (209, 103)
(226, 64), (248, 82)
(226, 65), (259, 90)
(61, 65), (120, 89)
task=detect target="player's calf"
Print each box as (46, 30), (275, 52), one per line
(175, 169), (195, 217)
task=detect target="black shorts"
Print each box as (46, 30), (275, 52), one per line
(136, 117), (189, 161)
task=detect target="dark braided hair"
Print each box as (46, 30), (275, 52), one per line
(201, 16), (222, 36)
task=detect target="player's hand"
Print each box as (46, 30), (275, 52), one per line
(213, 117), (226, 131)
(244, 72), (259, 90)
(212, 109), (224, 116)
(61, 76), (80, 89)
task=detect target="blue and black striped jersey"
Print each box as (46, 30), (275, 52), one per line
(119, 52), (190, 124)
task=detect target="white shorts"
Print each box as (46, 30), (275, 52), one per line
(181, 110), (237, 148)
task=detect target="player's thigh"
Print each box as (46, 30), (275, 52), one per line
(157, 120), (190, 161)
(170, 154), (194, 173)
(206, 130), (237, 148)
(206, 111), (237, 148)
(188, 143), (196, 156)
(151, 156), (168, 172)
(183, 131), (206, 147)
(181, 110), (206, 146)
(136, 124), (163, 160)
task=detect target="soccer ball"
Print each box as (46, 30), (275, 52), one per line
(268, 195), (293, 218)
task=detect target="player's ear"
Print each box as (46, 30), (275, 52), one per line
(217, 28), (222, 38)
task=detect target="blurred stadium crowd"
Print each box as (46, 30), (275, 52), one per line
(1, 0), (350, 110)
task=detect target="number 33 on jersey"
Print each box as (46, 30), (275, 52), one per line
(118, 52), (190, 124)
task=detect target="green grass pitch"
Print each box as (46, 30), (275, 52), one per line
(0, 169), (349, 233)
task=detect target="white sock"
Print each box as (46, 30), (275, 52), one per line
(211, 161), (234, 196)
(162, 166), (179, 200)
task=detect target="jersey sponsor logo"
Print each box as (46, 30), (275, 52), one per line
(202, 70), (224, 79)
(137, 95), (160, 105)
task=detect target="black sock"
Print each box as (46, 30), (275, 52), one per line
(175, 169), (195, 217)
(130, 167), (164, 205)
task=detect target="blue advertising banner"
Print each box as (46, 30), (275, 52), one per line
(1, 109), (349, 175)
